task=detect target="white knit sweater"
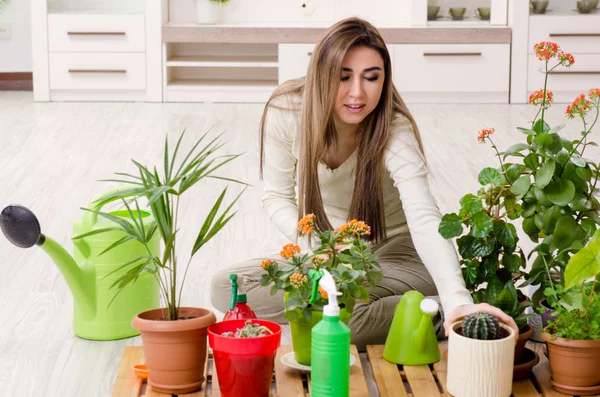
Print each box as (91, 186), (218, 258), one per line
(260, 94), (473, 315)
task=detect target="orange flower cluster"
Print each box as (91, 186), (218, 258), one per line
(318, 285), (328, 299)
(529, 89), (553, 106)
(311, 256), (326, 266)
(280, 243), (301, 259)
(565, 93), (592, 119)
(298, 213), (315, 235)
(261, 259), (275, 270)
(477, 128), (495, 144)
(335, 219), (371, 237)
(558, 52), (575, 67)
(589, 88), (600, 100)
(534, 41), (560, 61)
(290, 272), (309, 288)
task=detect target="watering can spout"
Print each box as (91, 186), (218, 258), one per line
(413, 299), (439, 354)
(0, 205), (95, 317)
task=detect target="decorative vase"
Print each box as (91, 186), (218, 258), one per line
(541, 332), (600, 395)
(289, 309), (352, 366)
(194, 0), (224, 25)
(446, 321), (516, 397)
(131, 307), (216, 394)
(208, 319), (282, 397)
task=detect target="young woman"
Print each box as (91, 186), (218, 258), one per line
(210, 17), (517, 350)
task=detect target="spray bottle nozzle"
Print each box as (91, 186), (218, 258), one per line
(309, 268), (341, 317)
(229, 274), (238, 310)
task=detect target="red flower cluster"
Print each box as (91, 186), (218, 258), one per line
(589, 88), (600, 100)
(534, 41), (560, 61)
(565, 94), (592, 119)
(558, 52), (575, 67)
(477, 128), (495, 144)
(529, 89), (554, 106)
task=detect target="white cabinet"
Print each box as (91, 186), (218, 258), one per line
(278, 44), (315, 84)
(527, 14), (600, 103)
(393, 44), (510, 103)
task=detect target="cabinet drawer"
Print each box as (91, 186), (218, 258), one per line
(393, 44), (510, 93)
(528, 53), (600, 96)
(278, 44), (315, 83)
(49, 53), (146, 90)
(529, 15), (600, 54)
(48, 14), (145, 53)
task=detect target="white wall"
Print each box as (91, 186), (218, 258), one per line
(0, 0), (32, 72)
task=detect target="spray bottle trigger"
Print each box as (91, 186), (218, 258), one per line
(308, 269), (323, 304)
(229, 274), (238, 310)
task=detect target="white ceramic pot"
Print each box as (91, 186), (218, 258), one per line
(195, 0), (223, 25)
(447, 321), (516, 397)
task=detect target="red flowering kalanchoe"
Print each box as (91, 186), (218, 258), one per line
(534, 41), (560, 61)
(477, 128), (495, 144)
(529, 89), (553, 106)
(565, 93), (593, 119)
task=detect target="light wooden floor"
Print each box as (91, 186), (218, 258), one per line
(0, 91), (596, 397)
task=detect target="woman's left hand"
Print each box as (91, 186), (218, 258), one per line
(444, 303), (519, 343)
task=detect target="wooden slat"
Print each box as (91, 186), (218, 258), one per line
(208, 352), (221, 397)
(512, 378), (541, 397)
(532, 347), (572, 397)
(433, 345), (448, 396)
(404, 365), (444, 397)
(274, 345), (305, 397)
(366, 345), (408, 397)
(349, 346), (371, 397)
(111, 346), (144, 397)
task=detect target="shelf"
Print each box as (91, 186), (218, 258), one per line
(427, 18), (492, 26)
(167, 79), (278, 91)
(166, 55), (278, 68)
(530, 9), (600, 17)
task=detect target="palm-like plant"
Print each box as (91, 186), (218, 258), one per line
(0, 0), (11, 14)
(73, 130), (246, 321)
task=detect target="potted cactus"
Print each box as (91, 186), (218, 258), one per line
(447, 312), (516, 397)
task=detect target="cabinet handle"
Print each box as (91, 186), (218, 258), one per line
(67, 31), (126, 36)
(549, 71), (600, 75)
(68, 69), (127, 74)
(549, 33), (600, 38)
(423, 52), (482, 57)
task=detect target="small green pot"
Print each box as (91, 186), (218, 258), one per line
(289, 309), (351, 366)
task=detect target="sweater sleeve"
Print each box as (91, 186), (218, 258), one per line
(383, 116), (473, 315)
(260, 104), (302, 247)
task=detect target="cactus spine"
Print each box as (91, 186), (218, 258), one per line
(462, 312), (500, 340)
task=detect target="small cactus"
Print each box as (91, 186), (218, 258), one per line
(462, 312), (500, 340)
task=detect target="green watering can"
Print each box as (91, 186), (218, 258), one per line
(0, 191), (160, 341)
(383, 290), (441, 365)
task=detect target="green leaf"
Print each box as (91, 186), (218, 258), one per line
(478, 167), (502, 185)
(564, 239), (600, 289)
(502, 143), (530, 159)
(471, 212), (494, 238)
(517, 127), (536, 135)
(533, 187), (553, 207)
(485, 276), (504, 305)
(561, 139), (574, 151)
(524, 153), (540, 170)
(544, 179), (576, 206)
(493, 220), (517, 252)
(553, 216), (578, 250)
(504, 164), (525, 185)
(533, 132), (552, 147)
(571, 155), (587, 168)
(510, 175), (532, 199)
(542, 205), (563, 235)
(462, 260), (478, 287)
(533, 119), (550, 134)
(547, 134), (563, 154)
(535, 160), (556, 189)
(460, 194), (483, 216)
(522, 200), (537, 218)
(576, 167), (592, 181)
(439, 213), (464, 239)
(523, 217), (540, 240)
(493, 280), (519, 313)
(458, 235), (495, 259)
(570, 193), (593, 212)
(503, 253), (523, 272)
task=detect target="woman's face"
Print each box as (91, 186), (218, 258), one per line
(333, 45), (385, 132)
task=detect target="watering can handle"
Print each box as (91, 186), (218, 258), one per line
(82, 186), (139, 230)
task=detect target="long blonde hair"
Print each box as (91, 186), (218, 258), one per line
(259, 17), (424, 242)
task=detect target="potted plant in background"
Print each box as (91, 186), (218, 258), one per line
(84, 131), (246, 394)
(541, 230), (600, 395)
(438, 163), (535, 367)
(447, 312), (516, 397)
(195, 0), (230, 24)
(260, 215), (382, 366)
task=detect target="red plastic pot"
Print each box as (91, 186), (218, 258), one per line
(208, 319), (282, 397)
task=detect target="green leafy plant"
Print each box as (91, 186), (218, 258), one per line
(73, 130), (246, 321)
(259, 215), (382, 323)
(0, 0), (11, 15)
(544, 230), (600, 340)
(209, 0), (230, 4)
(492, 42), (600, 307)
(439, 163), (533, 330)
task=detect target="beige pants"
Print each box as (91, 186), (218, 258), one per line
(210, 233), (445, 351)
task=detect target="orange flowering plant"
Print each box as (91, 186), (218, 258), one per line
(441, 41), (600, 319)
(259, 215), (383, 322)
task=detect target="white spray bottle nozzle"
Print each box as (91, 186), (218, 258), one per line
(319, 269), (342, 317)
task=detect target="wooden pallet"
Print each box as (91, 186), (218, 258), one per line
(366, 343), (600, 397)
(111, 344), (370, 397)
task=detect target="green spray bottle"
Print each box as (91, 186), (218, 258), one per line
(309, 269), (351, 397)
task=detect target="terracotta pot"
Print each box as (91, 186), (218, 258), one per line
(541, 332), (600, 393)
(513, 347), (540, 380)
(131, 307), (217, 394)
(515, 324), (533, 363)
(447, 322), (516, 397)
